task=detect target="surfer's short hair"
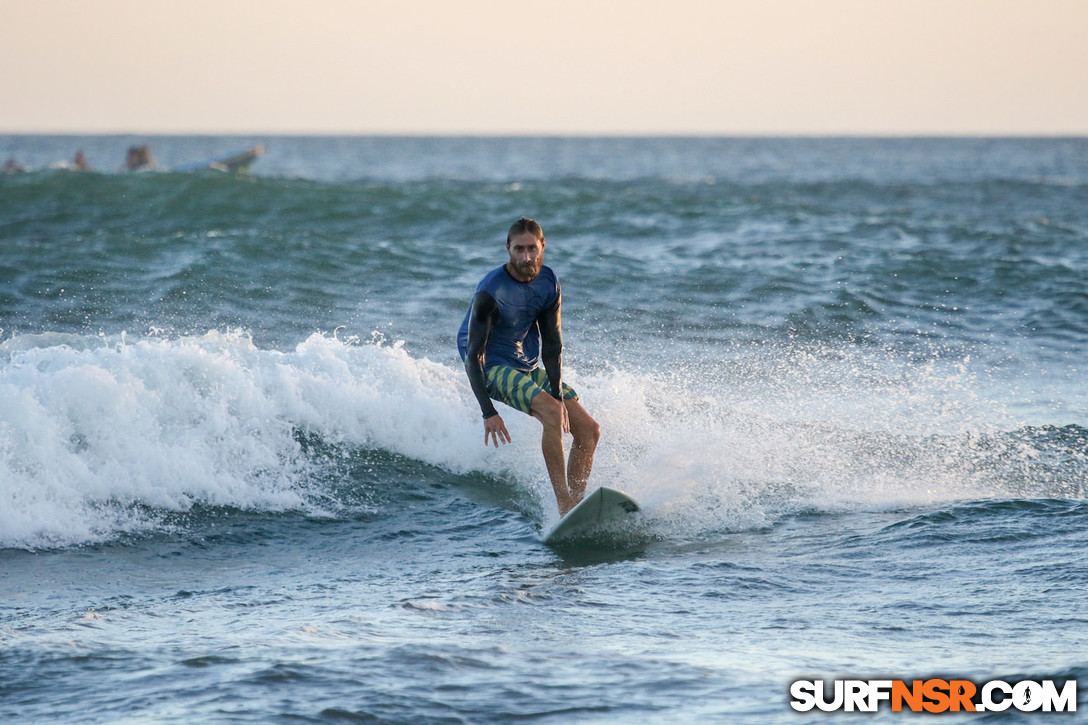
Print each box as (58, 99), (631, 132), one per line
(507, 217), (544, 245)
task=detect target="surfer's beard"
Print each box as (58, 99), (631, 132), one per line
(510, 258), (542, 280)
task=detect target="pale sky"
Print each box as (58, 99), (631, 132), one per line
(3, 0), (1086, 135)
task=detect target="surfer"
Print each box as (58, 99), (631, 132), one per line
(124, 145), (155, 172)
(458, 217), (601, 515)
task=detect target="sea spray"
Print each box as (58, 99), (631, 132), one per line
(579, 340), (1054, 541)
(4, 327), (1078, 549)
(0, 330), (502, 548)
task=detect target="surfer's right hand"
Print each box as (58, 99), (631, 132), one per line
(484, 414), (512, 448)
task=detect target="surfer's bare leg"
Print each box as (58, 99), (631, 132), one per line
(531, 393), (575, 515)
(564, 399), (600, 505)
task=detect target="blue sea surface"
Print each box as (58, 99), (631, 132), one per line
(1, 135), (1086, 722)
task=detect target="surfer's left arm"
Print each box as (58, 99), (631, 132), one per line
(538, 294), (570, 434)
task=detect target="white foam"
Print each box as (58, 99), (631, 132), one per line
(577, 346), (1019, 540)
(0, 330), (1025, 549)
(0, 331), (510, 549)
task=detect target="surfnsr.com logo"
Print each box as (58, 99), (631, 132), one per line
(790, 678), (1078, 713)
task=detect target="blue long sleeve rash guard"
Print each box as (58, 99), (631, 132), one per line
(457, 264), (563, 418)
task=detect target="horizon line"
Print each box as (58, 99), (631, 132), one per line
(3, 129), (1087, 139)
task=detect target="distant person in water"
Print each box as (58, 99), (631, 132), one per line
(458, 217), (601, 515)
(72, 151), (90, 171)
(124, 145), (155, 171)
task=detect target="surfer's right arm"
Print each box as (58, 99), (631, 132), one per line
(464, 291), (511, 447)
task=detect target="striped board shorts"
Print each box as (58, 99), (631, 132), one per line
(485, 365), (578, 414)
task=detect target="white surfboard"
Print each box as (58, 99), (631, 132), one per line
(543, 486), (641, 544)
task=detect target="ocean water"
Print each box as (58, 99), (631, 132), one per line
(1, 135), (1086, 722)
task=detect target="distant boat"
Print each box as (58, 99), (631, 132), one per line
(175, 144), (265, 173)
